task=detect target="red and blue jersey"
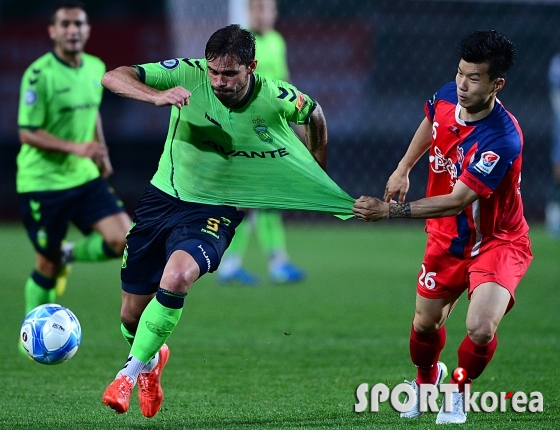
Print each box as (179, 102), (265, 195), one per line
(423, 82), (529, 258)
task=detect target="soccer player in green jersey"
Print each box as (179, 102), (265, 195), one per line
(17, 1), (131, 333)
(100, 24), (354, 417)
(217, 0), (306, 286)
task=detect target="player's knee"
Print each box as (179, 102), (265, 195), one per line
(104, 236), (127, 255)
(466, 321), (496, 344)
(412, 312), (444, 333)
(36, 255), (61, 279)
(120, 309), (140, 332)
(413, 320), (443, 333)
(160, 266), (198, 294)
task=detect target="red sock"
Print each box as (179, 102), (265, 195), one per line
(455, 333), (498, 391)
(409, 324), (446, 384)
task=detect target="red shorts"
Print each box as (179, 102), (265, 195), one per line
(417, 234), (533, 311)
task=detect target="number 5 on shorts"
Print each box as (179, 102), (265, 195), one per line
(206, 218), (220, 232)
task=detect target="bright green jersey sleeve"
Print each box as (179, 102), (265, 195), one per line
(16, 52), (104, 193)
(254, 30), (289, 81)
(137, 58), (354, 218)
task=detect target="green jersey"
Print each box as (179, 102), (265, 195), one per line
(17, 51), (105, 193)
(137, 58), (354, 218)
(254, 30), (289, 81)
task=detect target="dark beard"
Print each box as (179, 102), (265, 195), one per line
(213, 76), (249, 107)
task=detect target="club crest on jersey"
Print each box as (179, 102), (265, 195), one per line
(254, 124), (274, 143)
(296, 92), (307, 111)
(159, 59), (180, 70)
(474, 151), (500, 176)
(25, 89), (38, 105)
(448, 125), (460, 138)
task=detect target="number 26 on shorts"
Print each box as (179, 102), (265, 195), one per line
(418, 264), (437, 290)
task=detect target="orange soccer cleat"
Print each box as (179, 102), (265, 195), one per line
(102, 375), (134, 414)
(137, 344), (170, 418)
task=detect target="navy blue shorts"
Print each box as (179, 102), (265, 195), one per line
(18, 177), (125, 258)
(121, 184), (244, 295)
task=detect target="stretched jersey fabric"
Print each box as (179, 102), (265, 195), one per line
(423, 82), (529, 258)
(136, 58), (354, 218)
(17, 51), (104, 193)
(253, 30), (289, 81)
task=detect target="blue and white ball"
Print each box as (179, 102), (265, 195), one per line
(20, 304), (81, 365)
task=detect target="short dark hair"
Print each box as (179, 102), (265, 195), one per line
(51, 1), (87, 24)
(458, 30), (516, 80)
(205, 24), (255, 67)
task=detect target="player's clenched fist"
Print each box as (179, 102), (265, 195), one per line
(352, 196), (388, 222)
(155, 87), (192, 109)
(73, 141), (108, 159)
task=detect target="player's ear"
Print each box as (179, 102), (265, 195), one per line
(493, 77), (505, 94)
(48, 24), (56, 40)
(248, 60), (257, 74)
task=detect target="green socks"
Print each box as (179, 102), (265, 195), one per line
(256, 210), (287, 253)
(224, 210), (287, 258)
(120, 323), (135, 347)
(73, 232), (119, 262)
(130, 298), (182, 364)
(24, 271), (56, 314)
(225, 217), (251, 255)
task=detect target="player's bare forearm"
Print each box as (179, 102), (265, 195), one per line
(97, 155), (114, 178)
(102, 66), (159, 103)
(102, 66), (191, 109)
(93, 114), (113, 177)
(19, 128), (79, 154)
(353, 181), (479, 222)
(19, 128), (107, 160)
(385, 117), (433, 202)
(305, 103), (327, 171)
(95, 114), (107, 145)
(396, 117), (433, 174)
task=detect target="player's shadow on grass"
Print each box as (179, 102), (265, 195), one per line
(127, 410), (390, 430)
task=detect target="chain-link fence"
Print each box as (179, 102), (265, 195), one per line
(1, 0), (558, 221)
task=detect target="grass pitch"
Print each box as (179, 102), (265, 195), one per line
(0, 221), (558, 429)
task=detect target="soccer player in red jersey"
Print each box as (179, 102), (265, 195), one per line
(352, 30), (532, 424)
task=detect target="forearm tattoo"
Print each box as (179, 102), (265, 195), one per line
(388, 203), (411, 219)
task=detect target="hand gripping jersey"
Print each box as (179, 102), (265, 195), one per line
(424, 82), (529, 257)
(137, 58), (354, 218)
(17, 51), (105, 193)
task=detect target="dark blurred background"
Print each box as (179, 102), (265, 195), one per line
(1, 0), (558, 221)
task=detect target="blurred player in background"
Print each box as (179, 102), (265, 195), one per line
(546, 52), (560, 238)
(352, 30), (532, 424)
(100, 24), (353, 417)
(217, 0), (306, 286)
(17, 1), (130, 335)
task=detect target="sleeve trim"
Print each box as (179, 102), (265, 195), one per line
(134, 65), (146, 83)
(303, 99), (318, 125)
(459, 170), (492, 198)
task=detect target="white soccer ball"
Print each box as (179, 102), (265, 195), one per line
(20, 304), (82, 365)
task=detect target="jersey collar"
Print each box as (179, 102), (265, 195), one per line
(455, 98), (500, 126)
(229, 74), (255, 110)
(51, 50), (83, 68)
